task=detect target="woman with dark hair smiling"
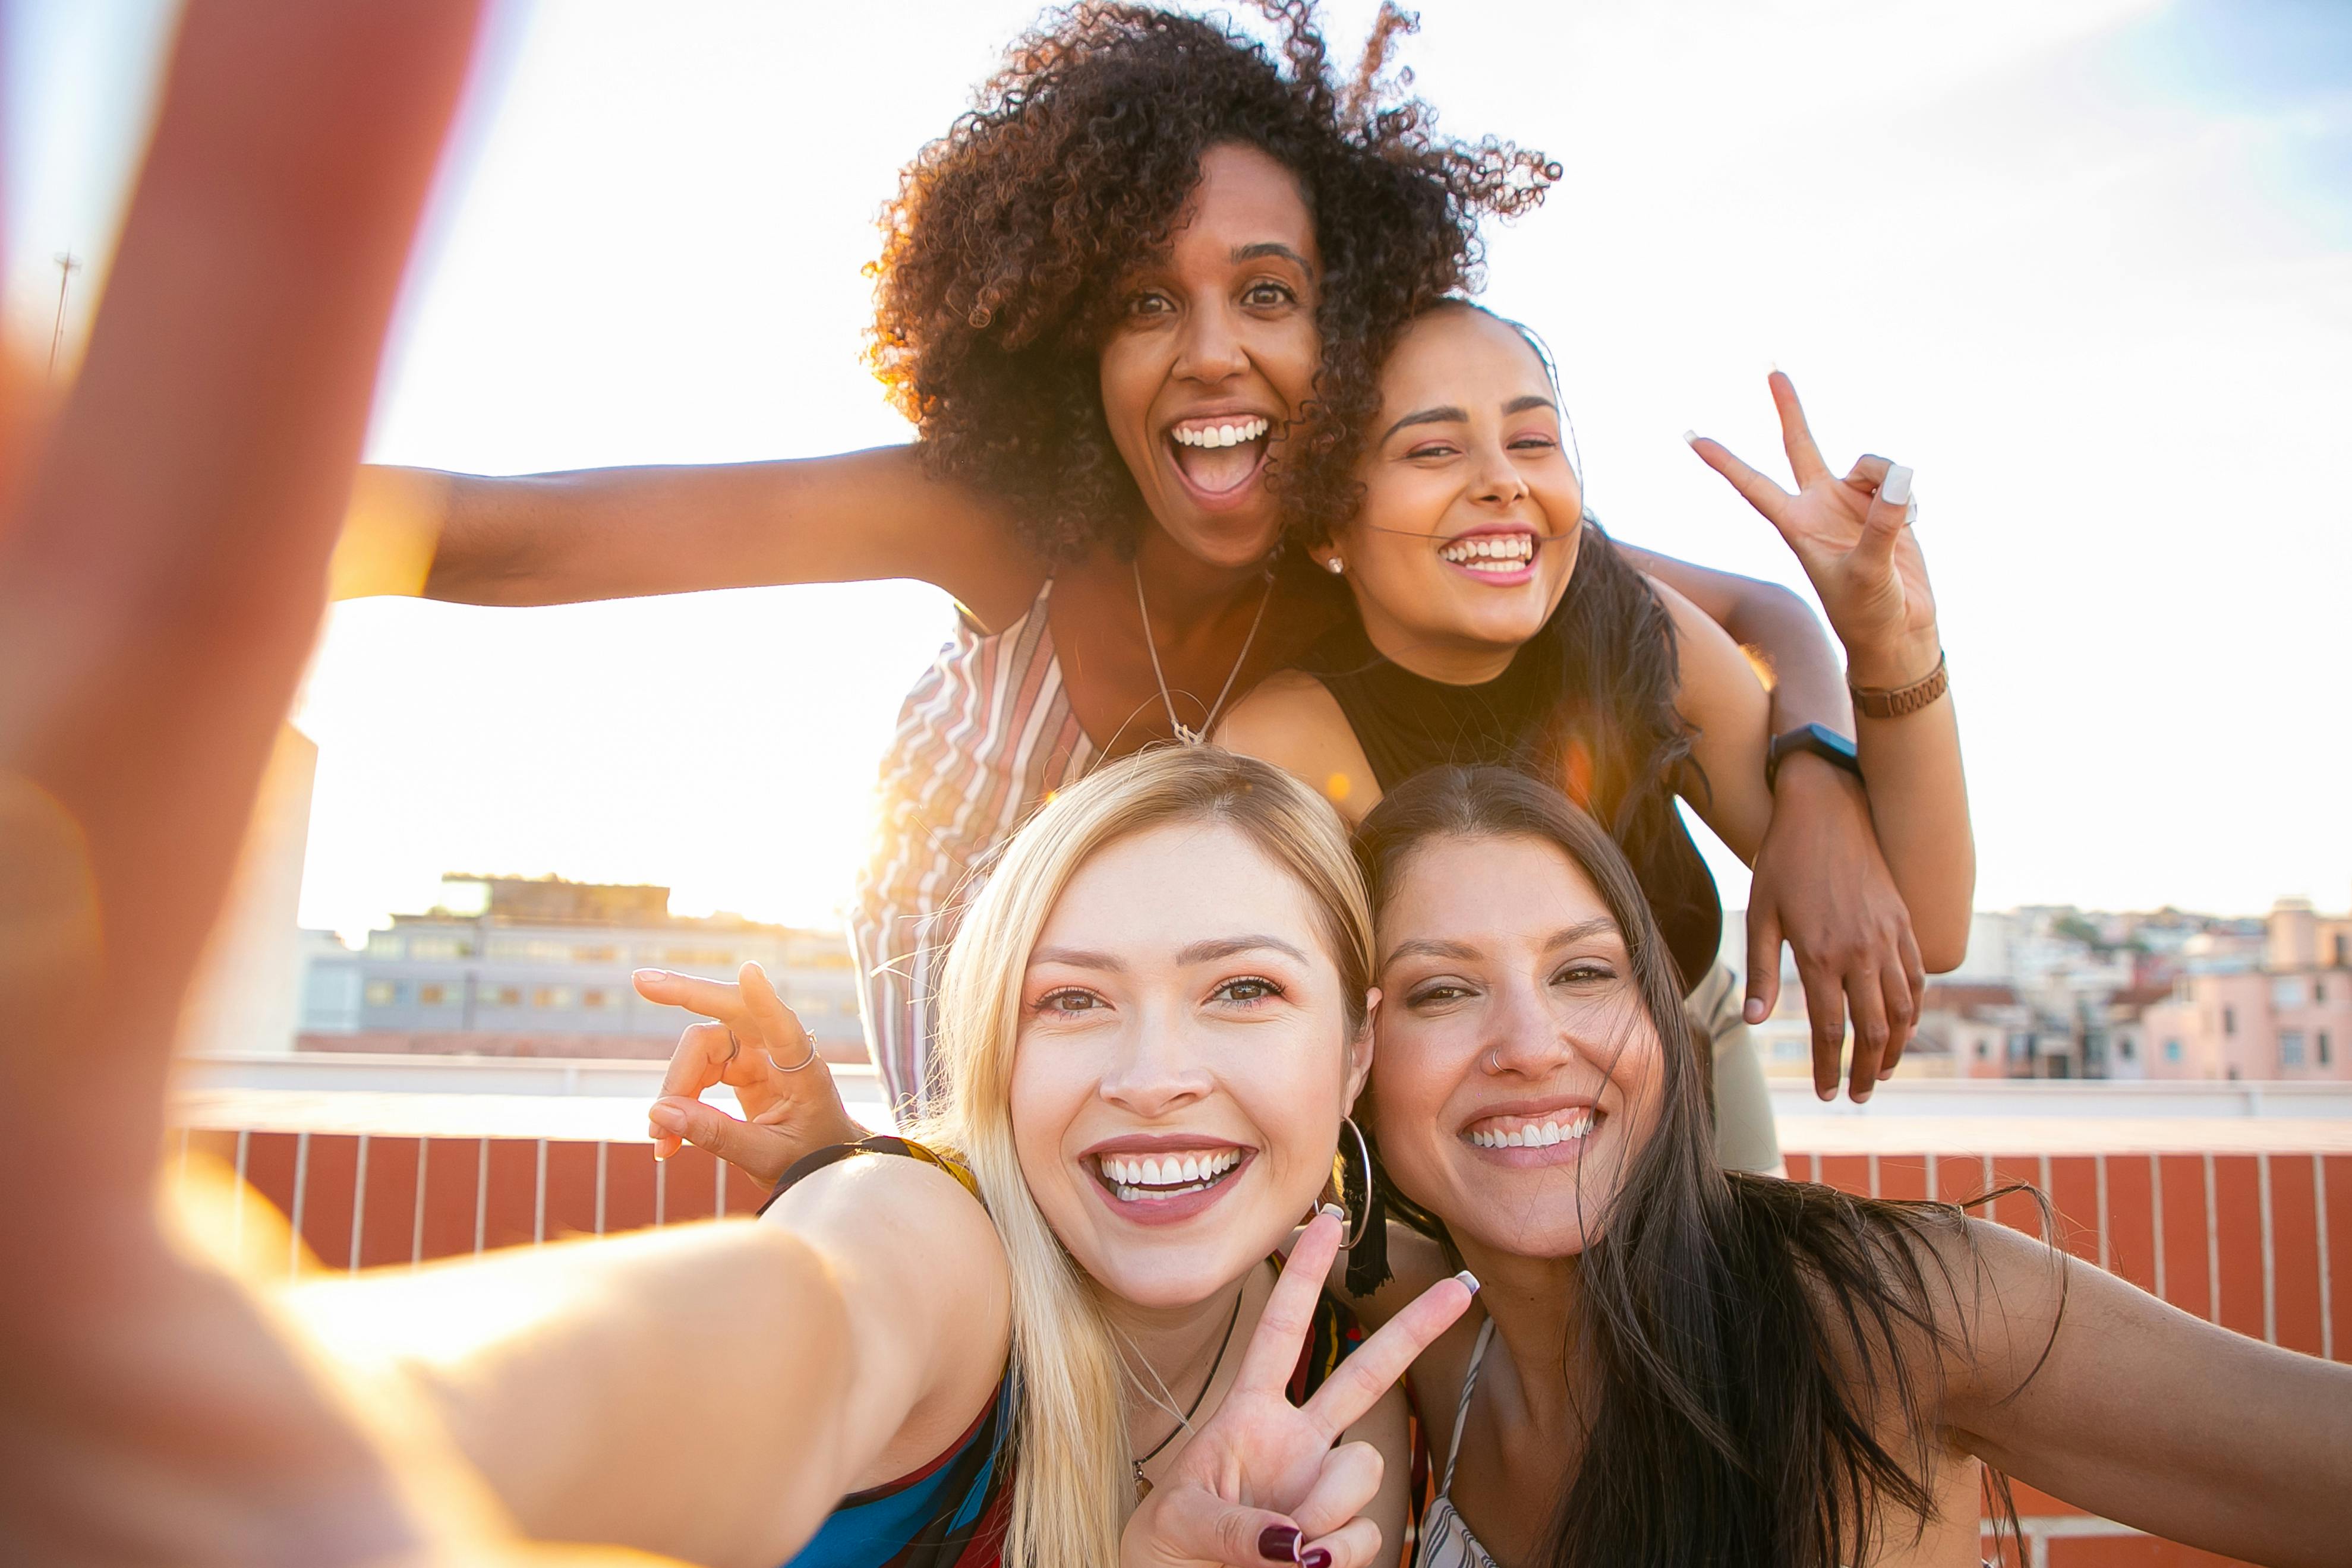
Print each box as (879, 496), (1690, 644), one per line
(1349, 766), (2352, 1568)
(336, 2), (1926, 1153)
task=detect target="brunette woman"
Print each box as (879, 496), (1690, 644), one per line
(1353, 767), (2352, 1568)
(337, 3), (1923, 1127)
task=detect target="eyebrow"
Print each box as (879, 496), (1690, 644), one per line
(1379, 394), (1558, 447)
(1380, 917), (1620, 968)
(1178, 934), (1310, 966)
(1027, 934), (1311, 973)
(1232, 241), (1313, 270)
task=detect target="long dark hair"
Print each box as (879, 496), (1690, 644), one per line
(1354, 766), (2036, 1568)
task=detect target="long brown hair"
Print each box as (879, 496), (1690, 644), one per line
(1354, 766), (2038, 1567)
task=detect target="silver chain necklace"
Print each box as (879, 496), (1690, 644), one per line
(1130, 557), (1273, 746)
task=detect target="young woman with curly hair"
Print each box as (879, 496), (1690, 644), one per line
(342, 2), (1921, 1134)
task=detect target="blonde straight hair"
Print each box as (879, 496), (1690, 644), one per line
(906, 746), (1374, 1567)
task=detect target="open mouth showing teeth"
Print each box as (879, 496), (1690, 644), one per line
(1438, 533), (1537, 572)
(1464, 1112), (1596, 1149)
(1095, 1148), (1246, 1203)
(1167, 417), (1272, 496)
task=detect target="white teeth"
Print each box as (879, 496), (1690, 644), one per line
(1173, 418), (1270, 449)
(1465, 1115), (1594, 1150)
(1439, 534), (1536, 570)
(1098, 1149), (1241, 1194)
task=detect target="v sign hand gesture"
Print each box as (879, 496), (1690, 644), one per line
(1123, 1212), (1477, 1568)
(1685, 372), (1942, 690)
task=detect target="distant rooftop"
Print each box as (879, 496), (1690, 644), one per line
(404, 874), (795, 932)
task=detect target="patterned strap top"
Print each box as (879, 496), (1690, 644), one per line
(1418, 1318), (1500, 1568)
(849, 579), (1094, 1115)
(770, 1137), (1013, 1568)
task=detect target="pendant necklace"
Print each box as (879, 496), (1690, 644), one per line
(1127, 1282), (1247, 1500)
(1131, 557), (1273, 746)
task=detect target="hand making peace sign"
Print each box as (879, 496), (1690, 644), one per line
(1686, 370), (1941, 688)
(1122, 1212), (1477, 1568)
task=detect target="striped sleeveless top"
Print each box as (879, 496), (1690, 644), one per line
(849, 579), (1094, 1113)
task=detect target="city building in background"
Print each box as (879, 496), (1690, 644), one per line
(1732, 896), (2352, 1083)
(299, 875), (865, 1061)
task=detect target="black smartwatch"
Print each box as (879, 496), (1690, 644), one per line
(1765, 722), (1862, 790)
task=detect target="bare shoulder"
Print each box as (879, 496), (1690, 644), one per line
(1215, 671), (1379, 824)
(764, 1148), (1007, 1303)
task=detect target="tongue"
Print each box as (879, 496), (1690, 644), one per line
(1172, 438), (1261, 495)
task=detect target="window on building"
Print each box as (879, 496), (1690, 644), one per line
(2222, 1006), (2237, 1036)
(362, 979), (398, 1007)
(582, 988), (609, 1009)
(493, 985), (522, 1008)
(2272, 977), (2304, 1009)
(2321, 1030), (2333, 1066)
(2118, 1034), (2136, 1060)
(574, 944), (619, 965)
(407, 935), (471, 961)
(532, 986), (575, 1009)
(2165, 1038), (2183, 1062)
(2315, 980), (2328, 1003)
(663, 947), (735, 970)
(2280, 1031), (2306, 1067)
(1975, 1040), (1990, 1059)
(417, 982), (459, 1007)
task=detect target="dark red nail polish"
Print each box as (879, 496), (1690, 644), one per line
(1257, 1525), (1301, 1563)
(1301, 1550), (1333, 1568)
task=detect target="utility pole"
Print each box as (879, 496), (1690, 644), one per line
(48, 251), (82, 381)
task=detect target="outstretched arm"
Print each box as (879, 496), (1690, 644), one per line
(339, 445), (1049, 627)
(1944, 1220), (2352, 1568)
(291, 1151), (1010, 1566)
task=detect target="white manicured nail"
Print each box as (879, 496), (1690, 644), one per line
(1453, 1270), (1481, 1295)
(1318, 1203), (1345, 1222)
(1903, 496), (1919, 526)
(1880, 464), (1913, 507)
(1681, 429), (1699, 447)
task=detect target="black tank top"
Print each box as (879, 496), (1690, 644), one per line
(1307, 604), (1723, 990)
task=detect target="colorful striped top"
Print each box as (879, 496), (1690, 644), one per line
(849, 579), (1093, 1113)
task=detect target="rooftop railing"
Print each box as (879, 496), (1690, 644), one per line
(168, 1056), (2348, 1568)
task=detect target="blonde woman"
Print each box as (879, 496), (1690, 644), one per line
(626, 746), (1471, 1567)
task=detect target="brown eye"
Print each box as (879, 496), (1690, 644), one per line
(1212, 976), (1285, 1006)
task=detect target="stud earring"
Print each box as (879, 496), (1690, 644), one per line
(1324, 556), (1344, 575)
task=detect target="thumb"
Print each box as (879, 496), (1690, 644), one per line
(648, 1096), (789, 1188)
(1142, 1485), (1308, 1567)
(1743, 905), (1783, 1026)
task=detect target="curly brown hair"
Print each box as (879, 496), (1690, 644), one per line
(866, 1), (1558, 560)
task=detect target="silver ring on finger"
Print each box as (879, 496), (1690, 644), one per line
(723, 1028), (742, 1066)
(777, 1030), (818, 1073)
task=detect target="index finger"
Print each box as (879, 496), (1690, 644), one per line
(1230, 1210), (1345, 1396)
(1299, 1273), (1475, 1440)
(635, 967), (749, 1026)
(1768, 370), (1831, 488)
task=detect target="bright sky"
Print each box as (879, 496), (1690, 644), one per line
(12, 1), (2351, 938)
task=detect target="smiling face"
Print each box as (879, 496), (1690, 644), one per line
(1366, 831), (1661, 1260)
(1098, 143), (1323, 572)
(1008, 819), (1369, 1308)
(1323, 306), (1584, 679)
